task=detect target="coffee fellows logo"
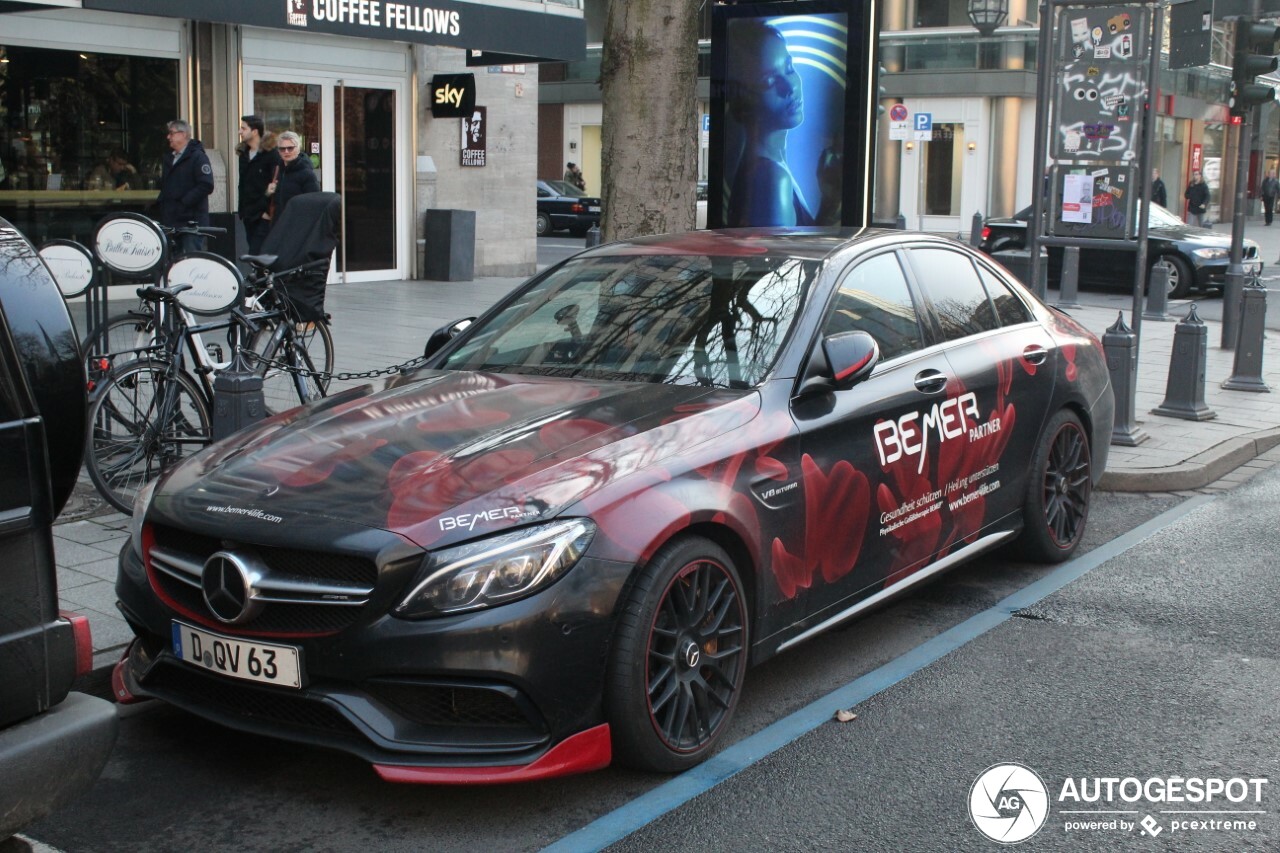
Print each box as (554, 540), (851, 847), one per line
(287, 0), (308, 27)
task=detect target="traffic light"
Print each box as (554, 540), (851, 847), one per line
(1229, 21), (1280, 116)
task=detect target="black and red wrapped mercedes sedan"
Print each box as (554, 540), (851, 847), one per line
(113, 228), (1114, 783)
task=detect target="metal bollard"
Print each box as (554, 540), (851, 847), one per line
(969, 211), (984, 247)
(1057, 246), (1081, 308)
(896, 212), (907, 230)
(584, 223), (601, 248)
(1143, 262), (1171, 321)
(1151, 303), (1216, 420)
(211, 349), (265, 442)
(1222, 279), (1271, 392)
(1104, 311), (1149, 446)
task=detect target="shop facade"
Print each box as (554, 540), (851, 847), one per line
(0, 0), (585, 279)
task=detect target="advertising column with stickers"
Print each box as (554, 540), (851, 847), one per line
(1050, 5), (1149, 241)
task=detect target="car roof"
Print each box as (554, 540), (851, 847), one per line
(575, 227), (958, 262)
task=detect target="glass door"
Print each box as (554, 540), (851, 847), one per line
(247, 71), (406, 281)
(339, 84), (396, 273)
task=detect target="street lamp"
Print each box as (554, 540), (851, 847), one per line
(967, 0), (1008, 36)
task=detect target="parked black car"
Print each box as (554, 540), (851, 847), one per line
(113, 228), (1113, 782)
(979, 202), (1262, 298)
(536, 179), (601, 237)
(0, 219), (117, 838)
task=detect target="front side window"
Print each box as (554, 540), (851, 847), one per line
(443, 253), (819, 389)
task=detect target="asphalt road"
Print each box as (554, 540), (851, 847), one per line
(28, 476), (1278, 852)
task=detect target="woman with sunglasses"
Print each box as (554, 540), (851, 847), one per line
(265, 130), (321, 228)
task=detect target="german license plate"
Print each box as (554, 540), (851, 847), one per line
(588, 206), (601, 213)
(172, 622), (301, 688)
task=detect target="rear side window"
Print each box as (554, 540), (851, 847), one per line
(978, 265), (1034, 326)
(823, 252), (923, 361)
(908, 248), (999, 340)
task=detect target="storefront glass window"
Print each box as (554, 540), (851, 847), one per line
(922, 122), (964, 216)
(0, 45), (178, 243)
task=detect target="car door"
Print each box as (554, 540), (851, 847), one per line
(903, 246), (1057, 546)
(788, 248), (959, 623)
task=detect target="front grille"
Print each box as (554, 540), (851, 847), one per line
(146, 660), (359, 736)
(365, 679), (538, 729)
(148, 523), (380, 635)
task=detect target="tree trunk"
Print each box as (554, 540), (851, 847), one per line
(600, 0), (700, 241)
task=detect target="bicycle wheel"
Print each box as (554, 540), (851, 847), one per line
(82, 311), (156, 384)
(85, 359), (212, 514)
(258, 321), (333, 415)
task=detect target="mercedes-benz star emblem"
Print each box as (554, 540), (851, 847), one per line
(201, 551), (260, 624)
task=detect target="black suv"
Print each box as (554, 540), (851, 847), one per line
(0, 219), (117, 839)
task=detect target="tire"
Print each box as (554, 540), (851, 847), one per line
(605, 536), (749, 772)
(1152, 254), (1193, 299)
(1014, 409), (1092, 563)
(257, 321), (333, 415)
(536, 212), (552, 236)
(82, 312), (157, 384)
(85, 359), (212, 514)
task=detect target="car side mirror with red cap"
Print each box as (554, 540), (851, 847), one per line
(796, 331), (879, 398)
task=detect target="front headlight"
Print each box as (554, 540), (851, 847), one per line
(129, 477), (160, 558)
(1192, 247), (1228, 260)
(396, 519), (596, 618)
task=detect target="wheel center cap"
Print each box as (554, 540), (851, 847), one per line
(682, 640), (701, 669)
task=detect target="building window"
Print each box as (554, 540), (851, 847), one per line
(921, 122), (964, 216)
(0, 45), (178, 243)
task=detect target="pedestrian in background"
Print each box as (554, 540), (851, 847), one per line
(1260, 168), (1279, 226)
(564, 161), (586, 191)
(237, 114), (281, 254)
(265, 131), (320, 227)
(156, 119), (214, 253)
(1184, 170), (1209, 227)
(1150, 168), (1167, 208)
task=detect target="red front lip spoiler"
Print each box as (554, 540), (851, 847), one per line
(115, 641), (611, 783)
(374, 724), (612, 785)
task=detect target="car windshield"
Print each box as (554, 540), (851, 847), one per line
(441, 253), (819, 388)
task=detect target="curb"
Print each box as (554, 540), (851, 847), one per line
(1098, 426), (1280, 492)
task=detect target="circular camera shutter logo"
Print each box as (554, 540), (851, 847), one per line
(968, 763), (1050, 844)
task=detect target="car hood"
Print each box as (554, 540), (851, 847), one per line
(1152, 225), (1258, 250)
(154, 371), (756, 549)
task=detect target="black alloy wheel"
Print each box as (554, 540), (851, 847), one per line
(1016, 409), (1091, 562)
(606, 536), (748, 772)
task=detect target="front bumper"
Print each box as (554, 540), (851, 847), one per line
(115, 540), (632, 781)
(1195, 256), (1263, 287)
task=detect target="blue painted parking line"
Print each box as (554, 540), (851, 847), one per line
(544, 494), (1215, 853)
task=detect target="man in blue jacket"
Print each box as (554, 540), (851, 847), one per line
(157, 119), (214, 254)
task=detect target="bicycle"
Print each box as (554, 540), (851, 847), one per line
(81, 256), (335, 412)
(84, 271), (330, 513)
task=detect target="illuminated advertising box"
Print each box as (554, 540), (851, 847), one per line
(708, 0), (878, 229)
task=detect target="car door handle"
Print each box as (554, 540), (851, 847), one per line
(1023, 344), (1049, 366)
(913, 369), (948, 395)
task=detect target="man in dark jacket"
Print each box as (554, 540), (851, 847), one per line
(157, 119), (215, 254)
(1150, 168), (1167, 208)
(237, 115), (281, 254)
(1184, 170), (1210, 227)
(265, 130), (320, 226)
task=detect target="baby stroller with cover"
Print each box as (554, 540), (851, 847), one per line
(241, 191), (341, 410)
(246, 191), (341, 323)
